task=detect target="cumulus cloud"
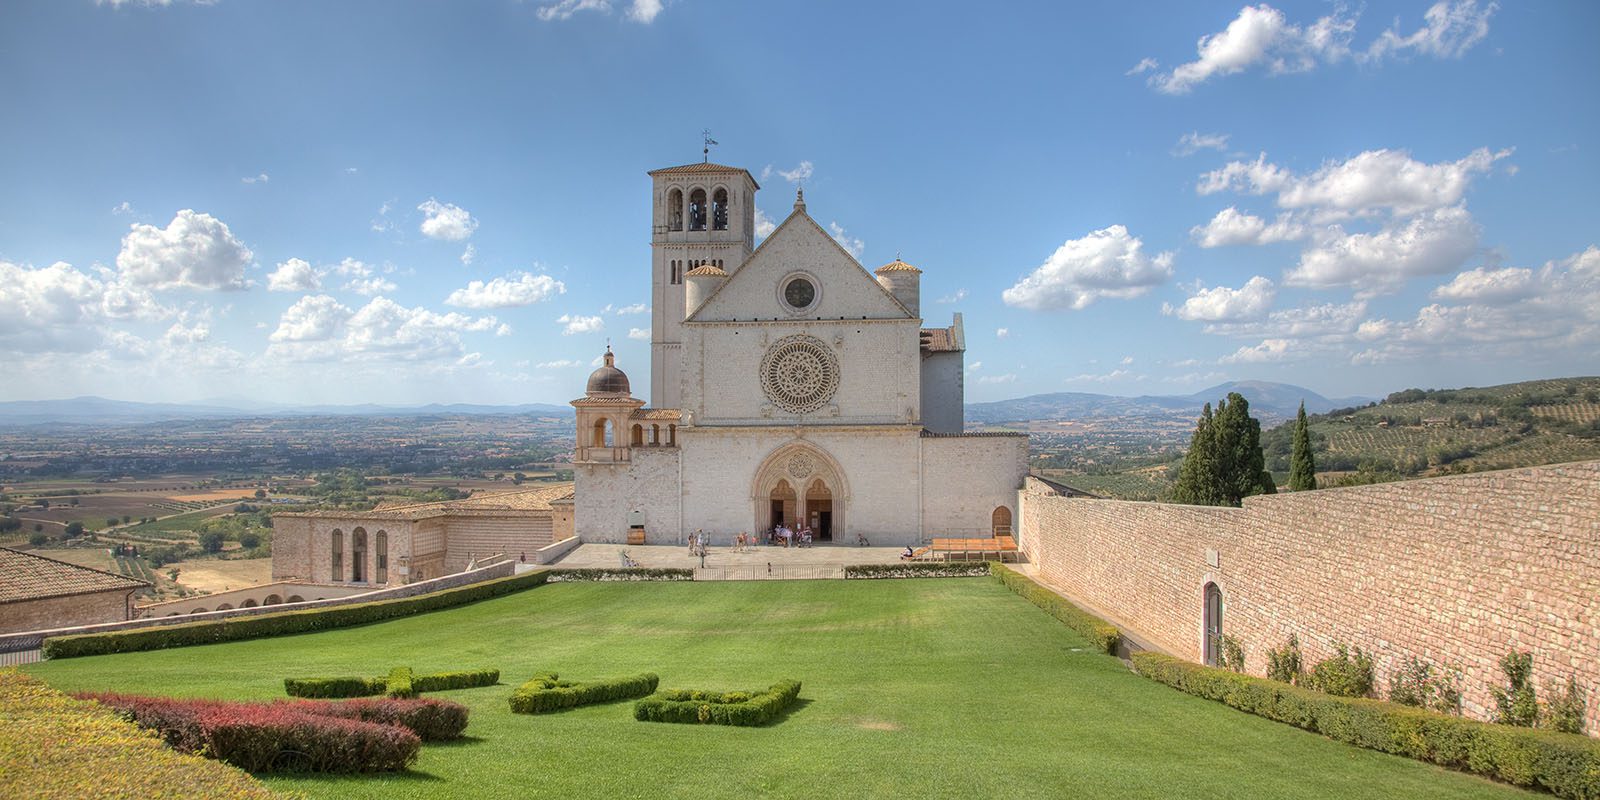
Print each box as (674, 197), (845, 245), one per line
(1221, 338), (1295, 364)
(1173, 131), (1231, 157)
(977, 373), (1017, 385)
(1287, 206), (1479, 294)
(537, 0), (662, 23)
(778, 161), (814, 183)
(558, 314), (604, 335)
(1367, 0), (1496, 61)
(1199, 147), (1511, 217)
(445, 272), (566, 309)
(267, 258), (321, 292)
(460, 244), (476, 266)
(625, 0), (662, 23)
(0, 261), (138, 353)
(1431, 265), (1536, 303)
(1068, 369), (1143, 383)
(627, 327), (650, 340)
(828, 222), (865, 260)
(536, 359), (582, 369)
(116, 210), (253, 290)
(614, 303), (648, 315)
(344, 276), (397, 296)
(1163, 276), (1276, 322)
(111, 201), (134, 215)
(1201, 300), (1367, 339)
(268, 295), (499, 362)
(754, 207), (777, 239)
(1002, 225), (1173, 311)
(1191, 207), (1305, 247)
(417, 198), (478, 241)
(1126, 57), (1159, 76)
(241, 172), (269, 185)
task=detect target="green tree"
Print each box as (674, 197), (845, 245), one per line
(239, 531), (261, 549)
(1289, 401), (1316, 491)
(64, 521), (84, 537)
(198, 531), (225, 553)
(1171, 393), (1275, 506)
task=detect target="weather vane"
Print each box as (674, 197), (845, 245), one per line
(702, 129), (718, 163)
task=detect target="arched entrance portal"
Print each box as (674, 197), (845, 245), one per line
(752, 443), (848, 542)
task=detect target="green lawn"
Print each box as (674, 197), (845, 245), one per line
(22, 579), (1531, 799)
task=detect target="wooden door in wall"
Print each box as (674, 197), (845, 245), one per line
(1203, 583), (1223, 666)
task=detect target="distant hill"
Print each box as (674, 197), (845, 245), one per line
(0, 396), (575, 425)
(964, 381), (1370, 426)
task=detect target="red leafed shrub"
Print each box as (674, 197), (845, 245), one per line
(280, 697), (469, 741)
(77, 692), (421, 773)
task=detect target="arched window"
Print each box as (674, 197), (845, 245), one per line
(1203, 583), (1223, 666)
(216, 603), (233, 611)
(712, 187), (729, 230)
(992, 506), (1013, 536)
(352, 528), (368, 582)
(241, 599), (258, 608)
(331, 529), (343, 581)
(264, 594), (283, 606)
(668, 423), (677, 446)
(651, 424), (661, 445)
(631, 424), (644, 446)
(667, 188), (683, 231)
(688, 188), (707, 231)
(593, 418), (612, 447)
(375, 531), (388, 584)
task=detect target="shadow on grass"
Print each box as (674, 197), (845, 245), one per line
(756, 697), (813, 727)
(267, 768), (447, 784)
(428, 734), (488, 748)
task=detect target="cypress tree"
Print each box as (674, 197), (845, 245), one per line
(1172, 393), (1275, 507)
(1171, 403), (1221, 506)
(1289, 401), (1317, 491)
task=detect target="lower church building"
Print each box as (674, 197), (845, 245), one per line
(273, 159), (1028, 586)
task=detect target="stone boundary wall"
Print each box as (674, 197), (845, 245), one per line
(0, 559), (515, 654)
(1019, 461), (1600, 732)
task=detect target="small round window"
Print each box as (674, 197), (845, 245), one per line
(783, 277), (816, 310)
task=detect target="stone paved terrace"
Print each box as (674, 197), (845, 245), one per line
(548, 543), (910, 579)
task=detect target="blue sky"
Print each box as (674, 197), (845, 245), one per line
(1, 0), (1596, 406)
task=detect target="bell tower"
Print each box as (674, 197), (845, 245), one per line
(646, 161), (760, 409)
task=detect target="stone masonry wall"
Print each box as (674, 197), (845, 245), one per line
(0, 590), (133, 635)
(1021, 461), (1600, 732)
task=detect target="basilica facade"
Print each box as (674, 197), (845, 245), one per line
(572, 162), (1028, 546)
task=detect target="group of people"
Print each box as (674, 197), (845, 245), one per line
(769, 524), (814, 548)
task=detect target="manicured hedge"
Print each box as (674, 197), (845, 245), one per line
(634, 680), (802, 726)
(284, 666), (500, 698)
(1, 670), (278, 799)
(78, 692), (422, 773)
(43, 569), (554, 659)
(509, 671), (660, 714)
(990, 563), (1121, 655)
(844, 562), (994, 579)
(1132, 652), (1600, 799)
(282, 697), (469, 742)
(546, 568), (694, 582)
(386, 666), (416, 699)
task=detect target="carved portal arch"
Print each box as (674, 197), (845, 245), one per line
(750, 442), (849, 540)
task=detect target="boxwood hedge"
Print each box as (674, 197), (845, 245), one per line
(990, 563), (1121, 655)
(545, 568), (694, 582)
(284, 667), (499, 699)
(508, 672), (660, 714)
(634, 680), (802, 727)
(42, 570), (555, 659)
(844, 562), (994, 579)
(1133, 652), (1600, 799)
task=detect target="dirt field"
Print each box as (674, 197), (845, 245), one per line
(167, 557), (273, 593)
(161, 490), (259, 503)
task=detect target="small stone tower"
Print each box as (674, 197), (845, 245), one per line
(572, 347), (643, 465)
(875, 258), (922, 318)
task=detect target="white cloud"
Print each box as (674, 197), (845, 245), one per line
(445, 272), (566, 309)
(344, 276), (397, 296)
(460, 244), (476, 266)
(1221, 338), (1296, 364)
(111, 201), (134, 215)
(1201, 300), (1367, 339)
(1200, 147), (1511, 218)
(1191, 207), (1305, 247)
(1366, 0), (1496, 62)
(978, 373), (1018, 385)
(267, 258), (321, 292)
(417, 198), (479, 241)
(1068, 369), (1143, 383)
(1163, 278), (1276, 322)
(371, 201), (395, 233)
(778, 161), (814, 183)
(754, 207), (777, 239)
(241, 172), (269, 185)
(1287, 206), (1479, 294)
(161, 319), (209, 346)
(615, 303), (648, 315)
(828, 222), (865, 260)
(1126, 57), (1159, 75)
(537, 0), (609, 21)
(1197, 153), (1293, 197)
(1120, 356), (1135, 365)
(268, 295), (499, 362)
(625, 0), (662, 23)
(936, 289), (968, 304)
(536, 359), (583, 369)
(1002, 225), (1173, 311)
(967, 361), (983, 372)
(1431, 265), (1536, 303)
(1173, 131), (1231, 157)
(995, 328), (1010, 339)
(558, 314), (604, 335)
(0, 261), (131, 353)
(1148, 4), (1356, 94)
(116, 209), (253, 290)
(627, 327), (651, 341)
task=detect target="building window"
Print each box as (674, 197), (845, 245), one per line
(671, 260), (682, 285)
(331, 529), (343, 581)
(688, 188), (707, 231)
(1203, 583), (1223, 666)
(667, 188), (683, 231)
(631, 424), (644, 446)
(376, 531), (388, 583)
(712, 187), (729, 230)
(352, 528), (367, 582)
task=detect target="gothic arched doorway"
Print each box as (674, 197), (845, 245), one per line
(751, 443), (848, 541)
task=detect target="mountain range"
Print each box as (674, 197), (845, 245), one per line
(0, 381), (1371, 427)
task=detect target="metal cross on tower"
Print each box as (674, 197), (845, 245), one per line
(702, 129), (718, 162)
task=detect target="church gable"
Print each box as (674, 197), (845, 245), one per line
(688, 209), (912, 323)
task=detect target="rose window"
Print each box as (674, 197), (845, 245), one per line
(787, 454), (815, 479)
(760, 335), (839, 414)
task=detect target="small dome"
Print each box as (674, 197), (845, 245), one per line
(875, 259), (922, 274)
(586, 347), (631, 396)
(685, 264), (728, 277)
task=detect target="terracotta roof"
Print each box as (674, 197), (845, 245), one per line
(920, 328), (961, 352)
(0, 547), (148, 605)
(647, 162), (760, 188)
(684, 264), (728, 277)
(875, 259), (923, 274)
(630, 408), (683, 420)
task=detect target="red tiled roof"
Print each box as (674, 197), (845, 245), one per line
(0, 547), (149, 605)
(920, 328), (961, 352)
(646, 162), (760, 188)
